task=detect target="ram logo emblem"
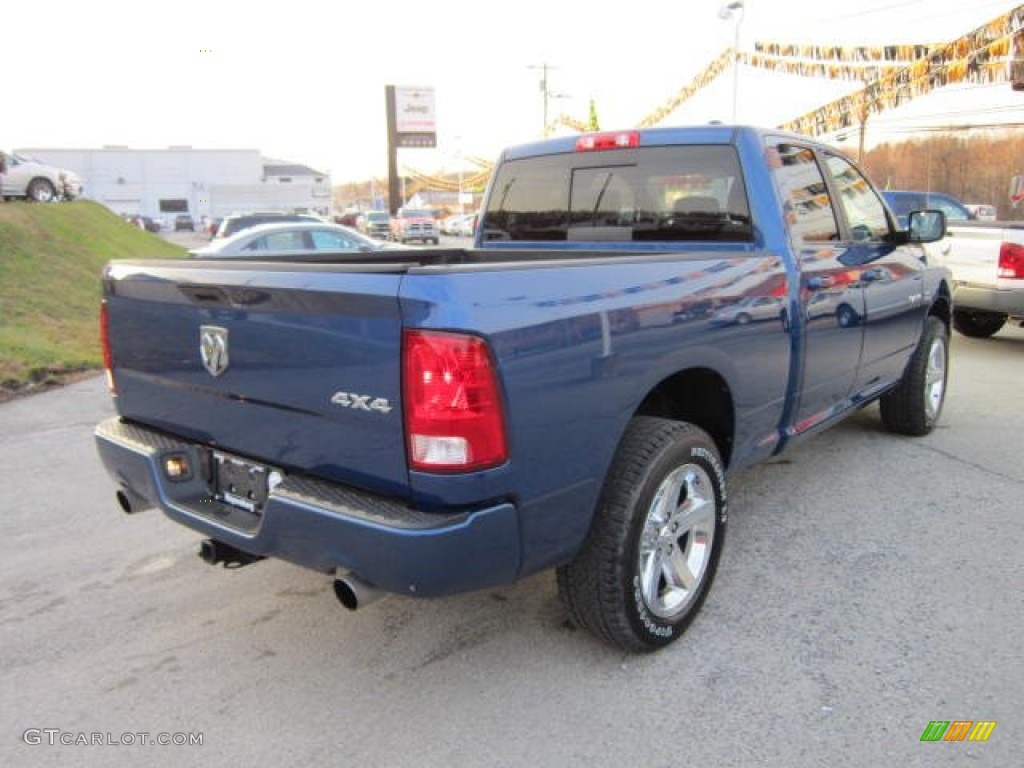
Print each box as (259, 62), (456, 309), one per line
(200, 325), (229, 377)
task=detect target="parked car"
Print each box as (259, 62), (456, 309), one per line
(965, 203), (998, 221)
(708, 295), (786, 326)
(335, 209), (360, 227)
(213, 211), (322, 240)
(127, 215), (163, 233)
(389, 207), (439, 244)
(883, 190), (972, 227)
(0, 151), (82, 202)
(356, 210), (391, 240)
(189, 221), (408, 258)
(441, 213), (469, 235)
(453, 212), (478, 238)
(885, 190), (1024, 339)
(96, 125), (951, 652)
(174, 214), (195, 231)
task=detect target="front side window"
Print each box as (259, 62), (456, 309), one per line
(823, 154), (889, 241)
(926, 196), (971, 221)
(481, 145), (752, 243)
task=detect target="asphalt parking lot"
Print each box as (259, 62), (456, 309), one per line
(1, 324), (1020, 767)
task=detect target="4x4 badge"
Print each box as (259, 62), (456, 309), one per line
(200, 325), (229, 377)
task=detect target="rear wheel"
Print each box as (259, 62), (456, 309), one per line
(880, 316), (948, 436)
(952, 309), (1006, 338)
(557, 417), (727, 652)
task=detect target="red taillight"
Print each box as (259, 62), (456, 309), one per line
(100, 300), (116, 395)
(998, 241), (1024, 278)
(402, 330), (507, 472)
(575, 131), (640, 152)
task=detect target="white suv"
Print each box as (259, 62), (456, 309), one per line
(1, 152), (82, 202)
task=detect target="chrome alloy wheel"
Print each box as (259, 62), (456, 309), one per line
(924, 335), (947, 421)
(637, 464), (717, 620)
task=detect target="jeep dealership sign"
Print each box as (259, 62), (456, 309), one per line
(391, 86), (437, 148)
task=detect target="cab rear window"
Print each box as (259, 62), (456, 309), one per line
(480, 145), (752, 243)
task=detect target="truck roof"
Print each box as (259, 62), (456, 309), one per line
(497, 124), (808, 162)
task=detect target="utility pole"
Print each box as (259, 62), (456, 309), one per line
(528, 63), (567, 137)
(455, 135), (465, 214)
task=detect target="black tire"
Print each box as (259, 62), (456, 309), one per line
(557, 417), (727, 652)
(880, 316), (948, 436)
(735, 313), (751, 325)
(836, 304), (858, 328)
(27, 178), (57, 203)
(952, 309), (1006, 339)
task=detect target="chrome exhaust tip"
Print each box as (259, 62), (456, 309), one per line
(333, 570), (385, 611)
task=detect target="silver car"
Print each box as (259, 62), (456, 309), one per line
(708, 295), (785, 326)
(190, 221), (410, 258)
(0, 151), (82, 202)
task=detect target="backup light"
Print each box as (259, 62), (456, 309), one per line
(163, 454), (191, 481)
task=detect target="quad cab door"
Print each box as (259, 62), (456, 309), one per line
(817, 151), (927, 393)
(768, 139), (926, 437)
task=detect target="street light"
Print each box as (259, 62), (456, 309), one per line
(718, 0), (745, 123)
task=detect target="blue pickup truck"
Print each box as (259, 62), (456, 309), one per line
(95, 125), (951, 651)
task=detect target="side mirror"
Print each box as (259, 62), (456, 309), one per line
(908, 209), (946, 243)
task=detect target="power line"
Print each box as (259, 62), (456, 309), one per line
(824, 1), (924, 22)
(822, 0), (1015, 25)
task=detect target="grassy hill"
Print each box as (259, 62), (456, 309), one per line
(0, 201), (186, 397)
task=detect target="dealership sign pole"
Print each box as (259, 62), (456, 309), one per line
(386, 85), (437, 215)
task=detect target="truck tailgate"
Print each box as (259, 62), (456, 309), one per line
(103, 260), (410, 496)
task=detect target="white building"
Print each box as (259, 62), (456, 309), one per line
(14, 146), (333, 221)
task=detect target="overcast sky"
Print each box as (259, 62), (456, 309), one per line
(7, 0), (1022, 181)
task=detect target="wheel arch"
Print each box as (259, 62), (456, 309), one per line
(929, 279), (952, 329)
(633, 367), (735, 468)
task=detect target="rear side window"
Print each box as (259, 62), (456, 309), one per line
(217, 214), (318, 238)
(309, 230), (362, 249)
(243, 231), (309, 251)
(480, 145), (752, 242)
(769, 144), (839, 243)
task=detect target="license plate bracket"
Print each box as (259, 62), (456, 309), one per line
(212, 452), (275, 513)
